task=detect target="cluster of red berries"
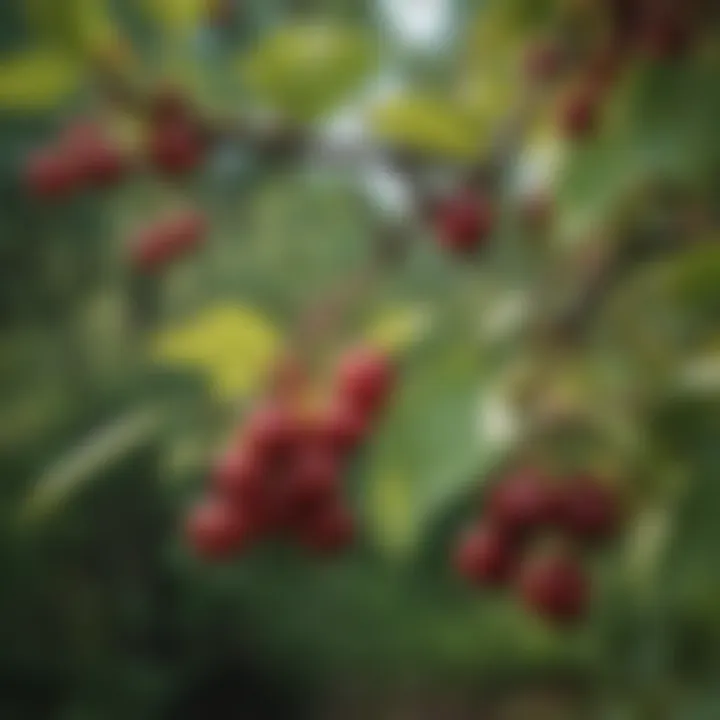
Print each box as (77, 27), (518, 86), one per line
(146, 88), (208, 177)
(129, 209), (208, 274)
(25, 122), (128, 200)
(525, 3), (702, 140)
(454, 468), (623, 625)
(433, 190), (496, 256)
(186, 346), (395, 561)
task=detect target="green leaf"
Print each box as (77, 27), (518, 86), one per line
(0, 48), (81, 110)
(371, 92), (480, 160)
(241, 22), (375, 121)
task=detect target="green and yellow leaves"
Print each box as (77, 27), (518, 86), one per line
(370, 92), (480, 161)
(241, 23), (375, 122)
(151, 303), (282, 402)
(0, 49), (81, 111)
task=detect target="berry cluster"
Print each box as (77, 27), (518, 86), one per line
(25, 122), (127, 200)
(554, 2), (701, 140)
(130, 209), (208, 274)
(147, 88), (208, 177)
(186, 347), (395, 561)
(454, 468), (623, 624)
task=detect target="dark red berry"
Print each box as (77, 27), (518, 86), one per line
(148, 119), (205, 176)
(130, 209), (207, 273)
(435, 193), (495, 254)
(640, 14), (692, 60)
(336, 347), (394, 418)
(559, 89), (599, 139)
(454, 523), (515, 586)
(317, 401), (368, 456)
(78, 138), (126, 188)
(287, 447), (340, 510)
(517, 552), (589, 624)
(245, 403), (300, 459)
(488, 468), (558, 537)
(212, 448), (265, 505)
(24, 149), (80, 200)
(186, 497), (252, 560)
(555, 475), (621, 544)
(297, 501), (355, 555)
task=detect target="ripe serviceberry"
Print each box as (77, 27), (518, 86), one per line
(297, 501), (355, 555)
(336, 347), (394, 418)
(559, 89), (599, 139)
(317, 401), (368, 456)
(556, 475), (621, 545)
(186, 498), (252, 560)
(212, 448), (265, 506)
(435, 193), (494, 254)
(245, 403), (301, 459)
(148, 120), (205, 176)
(130, 210), (207, 273)
(454, 523), (515, 586)
(518, 552), (589, 624)
(25, 150), (79, 200)
(288, 447), (340, 511)
(488, 468), (558, 537)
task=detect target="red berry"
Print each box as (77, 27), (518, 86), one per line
(641, 14), (692, 60)
(435, 193), (494, 254)
(24, 149), (80, 200)
(555, 475), (621, 544)
(148, 119), (205, 176)
(150, 87), (191, 125)
(185, 497), (252, 560)
(245, 403), (301, 459)
(212, 448), (265, 506)
(559, 89), (599, 139)
(288, 447), (339, 509)
(130, 210), (207, 273)
(454, 523), (515, 586)
(317, 401), (368, 456)
(518, 552), (589, 624)
(488, 468), (557, 537)
(336, 347), (394, 418)
(78, 138), (126, 188)
(297, 501), (355, 555)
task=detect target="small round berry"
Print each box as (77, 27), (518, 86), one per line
(517, 552), (590, 624)
(435, 193), (495, 254)
(297, 502), (355, 555)
(79, 139), (126, 188)
(555, 475), (621, 545)
(336, 347), (394, 418)
(148, 120), (205, 176)
(130, 210), (207, 273)
(24, 150), (79, 200)
(488, 468), (558, 537)
(454, 523), (515, 586)
(212, 448), (265, 505)
(559, 89), (599, 139)
(317, 401), (368, 456)
(245, 403), (301, 459)
(288, 448), (340, 510)
(185, 497), (252, 560)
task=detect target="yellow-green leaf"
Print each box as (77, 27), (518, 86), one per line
(142, 0), (206, 35)
(241, 22), (375, 122)
(367, 467), (417, 559)
(151, 303), (283, 402)
(364, 304), (433, 356)
(0, 49), (81, 110)
(370, 92), (479, 160)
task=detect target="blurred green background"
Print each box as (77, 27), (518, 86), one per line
(1, 1), (719, 717)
